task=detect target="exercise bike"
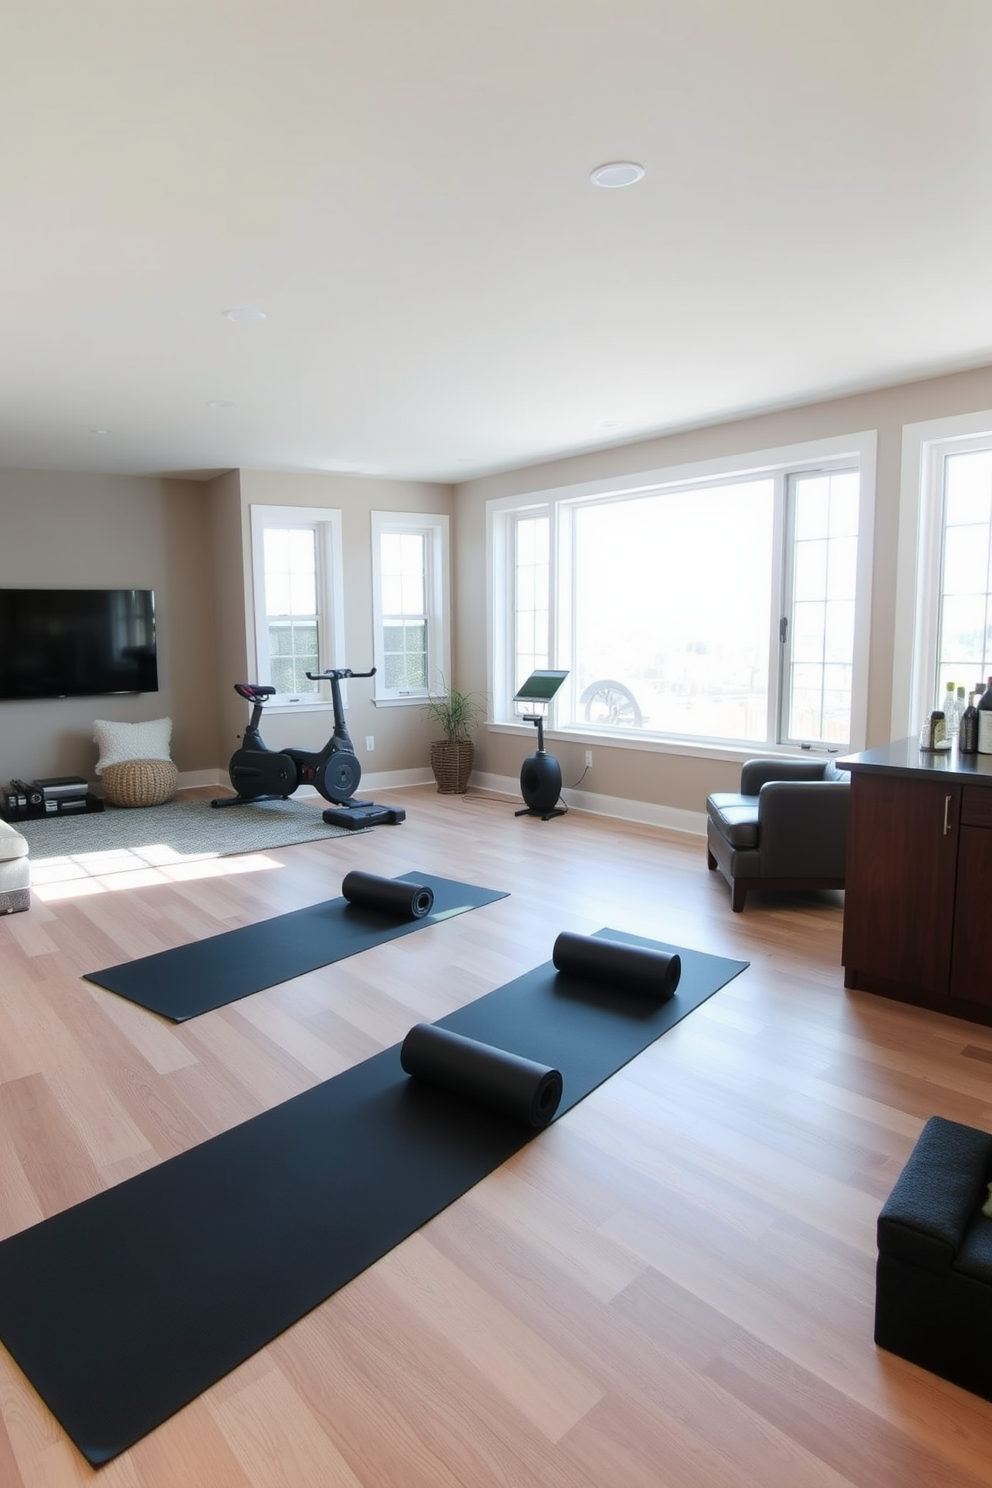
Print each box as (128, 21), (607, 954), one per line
(211, 667), (405, 829)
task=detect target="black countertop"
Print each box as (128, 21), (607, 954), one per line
(837, 736), (992, 783)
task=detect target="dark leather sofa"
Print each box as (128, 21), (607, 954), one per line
(705, 756), (849, 911)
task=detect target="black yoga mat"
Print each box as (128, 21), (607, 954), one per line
(0, 929), (747, 1466)
(83, 872), (506, 1021)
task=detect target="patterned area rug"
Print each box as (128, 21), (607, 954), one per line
(19, 798), (364, 881)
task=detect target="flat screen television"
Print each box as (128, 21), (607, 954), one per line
(0, 588), (158, 701)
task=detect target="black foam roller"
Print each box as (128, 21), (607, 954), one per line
(341, 871), (435, 920)
(400, 1023), (563, 1128)
(552, 930), (680, 1000)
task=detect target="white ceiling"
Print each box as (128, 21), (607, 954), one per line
(4, 2), (992, 484)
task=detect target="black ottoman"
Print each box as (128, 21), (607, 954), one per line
(876, 1115), (992, 1397)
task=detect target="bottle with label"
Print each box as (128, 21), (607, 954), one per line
(977, 677), (992, 754)
(944, 681), (959, 737)
(961, 691), (980, 754)
(922, 711), (950, 751)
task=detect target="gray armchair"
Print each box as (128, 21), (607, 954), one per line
(706, 757), (849, 911)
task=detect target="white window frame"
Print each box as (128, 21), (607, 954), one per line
(370, 511), (450, 704)
(488, 432), (876, 757)
(249, 504), (345, 710)
(894, 409), (992, 741)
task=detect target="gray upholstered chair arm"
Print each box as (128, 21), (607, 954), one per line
(740, 757), (829, 794)
(756, 779), (850, 878)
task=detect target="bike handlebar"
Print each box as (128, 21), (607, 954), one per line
(305, 667), (377, 681)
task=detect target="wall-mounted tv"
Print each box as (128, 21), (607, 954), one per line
(0, 588), (158, 701)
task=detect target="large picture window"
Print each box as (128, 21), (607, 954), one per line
(490, 436), (875, 753)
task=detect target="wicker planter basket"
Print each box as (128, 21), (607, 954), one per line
(102, 757), (178, 808)
(430, 740), (474, 795)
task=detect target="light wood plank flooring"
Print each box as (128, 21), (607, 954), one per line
(0, 785), (990, 1486)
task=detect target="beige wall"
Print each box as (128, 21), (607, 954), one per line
(0, 466), (453, 787)
(5, 359), (992, 811)
(0, 469), (219, 783)
(453, 363), (992, 814)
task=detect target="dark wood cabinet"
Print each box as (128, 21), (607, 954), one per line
(840, 742), (992, 1024)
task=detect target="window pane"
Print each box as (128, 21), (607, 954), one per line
(259, 523), (322, 694)
(561, 480), (774, 742)
(936, 451), (992, 706)
(267, 621), (318, 693)
(784, 470), (859, 743)
(794, 477), (830, 539)
(514, 515), (550, 690)
(382, 619), (427, 691)
(794, 538), (828, 598)
(946, 451), (992, 525)
(263, 528), (317, 617)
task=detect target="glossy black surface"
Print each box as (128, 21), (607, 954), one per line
(838, 737), (992, 782)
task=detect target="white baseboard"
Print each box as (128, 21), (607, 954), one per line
(176, 769), (226, 790)
(179, 764), (703, 835)
(470, 771), (706, 838)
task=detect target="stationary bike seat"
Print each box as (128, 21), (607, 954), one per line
(234, 683), (276, 702)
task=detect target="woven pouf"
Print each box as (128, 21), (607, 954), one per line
(102, 758), (178, 808)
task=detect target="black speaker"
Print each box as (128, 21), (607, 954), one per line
(520, 751), (562, 815)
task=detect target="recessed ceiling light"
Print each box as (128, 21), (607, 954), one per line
(590, 161), (645, 189)
(205, 400), (237, 409)
(223, 308), (266, 323)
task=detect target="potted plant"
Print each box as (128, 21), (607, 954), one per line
(422, 684), (486, 794)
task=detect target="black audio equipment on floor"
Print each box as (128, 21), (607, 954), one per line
(513, 669), (569, 820)
(84, 873), (506, 1021)
(212, 667), (406, 829)
(0, 928), (747, 1466)
(2, 776), (103, 822)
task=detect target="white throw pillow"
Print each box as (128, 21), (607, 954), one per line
(93, 718), (173, 775)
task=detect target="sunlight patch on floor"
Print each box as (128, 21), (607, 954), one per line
(31, 850), (281, 901)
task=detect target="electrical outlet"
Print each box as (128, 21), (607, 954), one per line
(584, 750), (593, 768)
(365, 735), (375, 752)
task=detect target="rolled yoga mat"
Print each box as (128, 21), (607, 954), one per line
(552, 929), (681, 999)
(83, 872), (505, 1021)
(341, 869), (434, 919)
(400, 1023), (563, 1128)
(0, 927), (747, 1466)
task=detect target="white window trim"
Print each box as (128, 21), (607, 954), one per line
(894, 408), (992, 741)
(487, 431), (876, 754)
(248, 504), (345, 709)
(370, 510), (450, 704)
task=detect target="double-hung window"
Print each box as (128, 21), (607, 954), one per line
(370, 512), (450, 702)
(490, 434), (875, 752)
(249, 505), (344, 705)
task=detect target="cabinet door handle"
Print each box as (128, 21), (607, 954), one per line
(943, 794), (952, 835)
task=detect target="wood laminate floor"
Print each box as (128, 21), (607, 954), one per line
(0, 785), (989, 1486)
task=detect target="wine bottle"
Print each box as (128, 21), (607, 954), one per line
(960, 692), (979, 754)
(977, 677), (992, 755)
